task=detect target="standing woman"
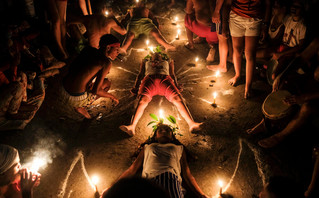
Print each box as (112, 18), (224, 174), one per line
(47, 0), (68, 60)
(224, 0), (271, 98)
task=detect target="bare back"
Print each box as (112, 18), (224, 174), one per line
(63, 47), (110, 94)
(192, 0), (214, 25)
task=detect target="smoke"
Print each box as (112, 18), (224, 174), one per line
(23, 128), (65, 172)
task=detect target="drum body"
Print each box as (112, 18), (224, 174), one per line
(262, 90), (298, 132)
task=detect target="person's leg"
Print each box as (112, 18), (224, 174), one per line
(102, 78), (111, 92)
(258, 103), (314, 148)
(228, 36), (244, 86)
(185, 27), (195, 50)
(119, 95), (152, 136)
(75, 107), (91, 119)
(121, 32), (135, 53)
(56, 0), (68, 57)
(149, 29), (176, 51)
(170, 95), (202, 132)
(207, 34), (228, 72)
(244, 36), (259, 98)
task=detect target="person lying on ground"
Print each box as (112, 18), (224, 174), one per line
(119, 51), (202, 136)
(61, 34), (120, 119)
(0, 144), (40, 198)
(106, 124), (208, 198)
(120, 1), (176, 53)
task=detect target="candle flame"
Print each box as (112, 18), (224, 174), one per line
(218, 180), (223, 187)
(136, 0), (139, 3)
(215, 70), (220, 78)
(30, 158), (45, 172)
(195, 57), (199, 62)
(175, 16), (178, 21)
(148, 46), (154, 53)
(159, 109), (164, 119)
(177, 29), (181, 34)
(146, 39), (149, 46)
(213, 92), (217, 99)
(105, 11), (109, 16)
(91, 175), (99, 186)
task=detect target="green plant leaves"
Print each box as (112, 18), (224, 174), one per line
(167, 115), (176, 124)
(150, 113), (158, 121)
(147, 120), (157, 126)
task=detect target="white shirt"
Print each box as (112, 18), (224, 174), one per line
(282, 15), (306, 47)
(142, 143), (183, 182)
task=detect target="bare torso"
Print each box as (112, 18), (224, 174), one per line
(192, 0), (214, 26)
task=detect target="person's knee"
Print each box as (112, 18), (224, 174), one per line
(139, 96), (151, 104)
(171, 95), (182, 103)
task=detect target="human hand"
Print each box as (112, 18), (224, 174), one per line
(20, 168), (40, 193)
(212, 11), (220, 23)
(283, 95), (305, 105)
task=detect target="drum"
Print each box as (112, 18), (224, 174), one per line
(262, 90), (297, 132)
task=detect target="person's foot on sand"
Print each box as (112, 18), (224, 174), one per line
(184, 42), (194, 50)
(189, 122), (203, 132)
(206, 64), (227, 72)
(165, 45), (176, 52)
(75, 107), (92, 119)
(258, 134), (284, 148)
(228, 76), (240, 86)
(244, 89), (253, 99)
(119, 125), (135, 136)
(246, 121), (265, 135)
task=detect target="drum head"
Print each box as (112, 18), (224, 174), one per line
(262, 90), (292, 120)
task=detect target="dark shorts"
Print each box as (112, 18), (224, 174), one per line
(151, 172), (184, 198)
(139, 75), (180, 102)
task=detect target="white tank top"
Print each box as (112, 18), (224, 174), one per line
(142, 143), (183, 182)
(145, 60), (170, 76)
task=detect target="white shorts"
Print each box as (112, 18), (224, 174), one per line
(229, 10), (262, 37)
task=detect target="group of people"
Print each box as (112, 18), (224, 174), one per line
(1, 0), (319, 197)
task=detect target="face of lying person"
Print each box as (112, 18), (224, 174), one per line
(106, 44), (120, 60)
(150, 53), (164, 66)
(155, 126), (173, 144)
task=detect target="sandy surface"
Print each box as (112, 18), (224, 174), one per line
(1, 1), (318, 198)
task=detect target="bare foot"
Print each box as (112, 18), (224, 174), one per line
(228, 76), (240, 86)
(165, 45), (177, 52)
(75, 107), (91, 119)
(119, 125), (135, 136)
(258, 134), (284, 148)
(247, 120), (265, 135)
(184, 42), (194, 50)
(189, 122), (203, 132)
(244, 88), (253, 99)
(206, 64), (227, 72)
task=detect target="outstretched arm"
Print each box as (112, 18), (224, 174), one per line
(118, 148), (144, 179)
(181, 149), (207, 198)
(169, 59), (181, 90)
(111, 17), (127, 35)
(131, 60), (146, 95)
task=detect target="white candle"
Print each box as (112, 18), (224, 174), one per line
(213, 92), (217, 104)
(218, 180), (223, 195)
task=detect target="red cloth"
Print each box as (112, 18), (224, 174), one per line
(231, 0), (262, 18)
(277, 44), (289, 53)
(0, 72), (10, 87)
(184, 15), (218, 45)
(139, 75), (180, 102)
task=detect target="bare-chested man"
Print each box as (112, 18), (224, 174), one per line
(69, 7), (127, 49)
(61, 34), (120, 119)
(121, 1), (176, 53)
(185, 0), (229, 71)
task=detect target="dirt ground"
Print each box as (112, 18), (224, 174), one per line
(1, 1), (318, 198)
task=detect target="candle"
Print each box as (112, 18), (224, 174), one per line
(136, 0), (139, 3)
(175, 16), (178, 22)
(195, 57), (199, 66)
(146, 39), (149, 47)
(148, 46), (154, 53)
(159, 109), (164, 120)
(172, 16), (178, 24)
(104, 11), (109, 16)
(213, 92), (217, 105)
(218, 180), (223, 195)
(91, 175), (99, 192)
(176, 29), (181, 40)
(215, 70), (220, 78)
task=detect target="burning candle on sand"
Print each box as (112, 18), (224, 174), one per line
(172, 16), (178, 24)
(218, 180), (223, 195)
(176, 29), (181, 40)
(215, 70), (220, 78)
(104, 11), (109, 16)
(91, 175), (99, 192)
(213, 92), (217, 105)
(195, 57), (199, 66)
(159, 109), (164, 120)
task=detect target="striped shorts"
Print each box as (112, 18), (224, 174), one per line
(151, 172), (184, 198)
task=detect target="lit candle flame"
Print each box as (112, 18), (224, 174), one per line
(176, 29), (181, 40)
(30, 158), (45, 172)
(136, 0), (139, 3)
(92, 175), (99, 186)
(148, 46), (154, 53)
(175, 16), (178, 21)
(195, 57), (199, 62)
(213, 92), (217, 99)
(146, 39), (149, 46)
(215, 70), (220, 78)
(159, 109), (164, 120)
(105, 11), (109, 16)
(218, 179), (223, 195)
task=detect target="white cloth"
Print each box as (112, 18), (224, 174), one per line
(145, 60), (170, 76)
(229, 10), (262, 37)
(142, 143), (183, 182)
(268, 15), (285, 40)
(0, 144), (19, 174)
(282, 15), (306, 47)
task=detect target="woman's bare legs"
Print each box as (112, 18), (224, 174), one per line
(228, 36), (244, 86)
